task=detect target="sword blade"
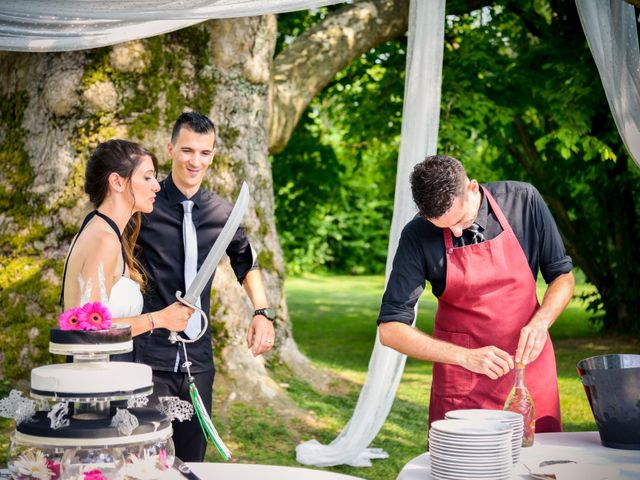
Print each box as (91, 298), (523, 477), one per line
(182, 181), (250, 305)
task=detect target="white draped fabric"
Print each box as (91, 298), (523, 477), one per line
(0, 0), (344, 51)
(0, 0), (447, 468)
(576, 0), (640, 168)
(296, 0), (446, 467)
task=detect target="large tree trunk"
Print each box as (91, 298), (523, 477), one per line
(0, 18), (325, 410)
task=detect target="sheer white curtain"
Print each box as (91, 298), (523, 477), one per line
(576, 0), (640, 167)
(0, 0), (344, 51)
(295, 0), (446, 467)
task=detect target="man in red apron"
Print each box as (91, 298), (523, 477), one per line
(378, 155), (574, 432)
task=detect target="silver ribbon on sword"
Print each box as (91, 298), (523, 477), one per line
(170, 181), (250, 344)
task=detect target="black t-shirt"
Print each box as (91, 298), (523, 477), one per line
(135, 174), (257, 373)
(378, 181), (572, 326)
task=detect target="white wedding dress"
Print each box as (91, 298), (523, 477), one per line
(107, 276), (143, 318)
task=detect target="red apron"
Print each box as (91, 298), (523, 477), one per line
(428, 187), (561, 432)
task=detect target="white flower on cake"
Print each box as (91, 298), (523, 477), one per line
(12, 449), (52, 480)
(124, 452), (166, 480)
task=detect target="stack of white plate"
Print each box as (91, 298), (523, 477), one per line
(445, 409), (524, 463)
(428, 419), (513, 480)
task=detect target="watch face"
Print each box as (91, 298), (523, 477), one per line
(262, 307), (276, 320)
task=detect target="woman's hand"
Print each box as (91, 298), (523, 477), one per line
(156, 302), (194, 332)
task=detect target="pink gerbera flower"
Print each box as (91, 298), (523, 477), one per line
(78, 302), (112, 330)
(83, 469), (106, 480)
(58, 307), (83, 330)
(47, 459), (61, 479)
(158, 449), (169, 470)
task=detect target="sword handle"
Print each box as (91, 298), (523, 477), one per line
(171, 291), (209, 344)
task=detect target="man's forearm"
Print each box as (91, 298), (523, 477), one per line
(379, 321), (514, 379)
(242, 269), (269, 309)
(515, 271), (575, 364)
(378, 321), (464, 365)
(530, 271), (575, 329)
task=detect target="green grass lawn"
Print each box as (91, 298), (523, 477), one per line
(261, 272), (638, 479)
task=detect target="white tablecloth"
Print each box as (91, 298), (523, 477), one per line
(170, 462), (364, 479)
(397, 431), (640, 480)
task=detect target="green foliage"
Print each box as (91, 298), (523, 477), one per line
(0, 91), (33, 211)
(438, 2), (640, 333)
(274, 1), (640, 332)
(273, 21), (405, 274)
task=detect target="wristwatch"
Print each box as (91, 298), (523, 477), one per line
(253, 307), (276, 321)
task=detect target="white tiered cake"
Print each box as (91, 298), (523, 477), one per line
(4, 325), (177, 480)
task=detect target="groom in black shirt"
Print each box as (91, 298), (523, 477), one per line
(135, 111), (275, 462)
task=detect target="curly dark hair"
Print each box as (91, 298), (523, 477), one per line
(410, 155), (467, 219)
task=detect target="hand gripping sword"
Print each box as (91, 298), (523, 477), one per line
(168, 181), (250, 461)
(170, 181), (250, 344)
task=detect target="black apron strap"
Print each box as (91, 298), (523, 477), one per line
(59, 210), (126, 306)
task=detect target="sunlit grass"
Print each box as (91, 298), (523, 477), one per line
(259, 272), (638, 479)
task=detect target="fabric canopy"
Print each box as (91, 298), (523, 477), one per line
(0, 0), (344, 51)
(576, 0), (640, 168)
(296, 0), (446, 466)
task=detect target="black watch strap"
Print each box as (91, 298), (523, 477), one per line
(253, 307), (276, 321)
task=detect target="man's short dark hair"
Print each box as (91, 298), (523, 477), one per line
(171, 111), (217, 145)
(410, 155), (467, 219)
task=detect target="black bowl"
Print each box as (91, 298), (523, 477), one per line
(576, 354), (640, 450)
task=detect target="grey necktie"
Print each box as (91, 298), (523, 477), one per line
(467, 223), (484, 244)
(182, 200), (201, 339)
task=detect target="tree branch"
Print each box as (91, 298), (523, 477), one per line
(269, 0), (409, 153)
(508, 116), (605, 290)
(269, 0), (494, 154)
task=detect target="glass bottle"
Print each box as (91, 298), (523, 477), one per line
(503, 362), (536, 447)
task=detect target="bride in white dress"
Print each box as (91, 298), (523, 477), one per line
(61, 139), (192, 336)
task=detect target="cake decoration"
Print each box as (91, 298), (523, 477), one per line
(0, 390), (35, 425)
(58, 301), (112, 331)
(47, 401), (69, 430)
(83, 469), (107, 480)
(124, 450), (170, 479)
(3, 321), (177, 479)
(127, 396), (149, 408)
(110, 408), (139, 436)
(156, 397), (194, 423)
(58, 306), (83, 330)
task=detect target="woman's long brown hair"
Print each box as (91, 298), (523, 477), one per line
(85, 139), (158, 291)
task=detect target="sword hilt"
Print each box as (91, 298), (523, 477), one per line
(170, 290), (209, 344)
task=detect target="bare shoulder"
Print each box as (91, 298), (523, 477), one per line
(70, 226), (121, 272)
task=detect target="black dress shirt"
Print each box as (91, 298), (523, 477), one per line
(134, 174), (257, 373)
(378, 181), (572, 326)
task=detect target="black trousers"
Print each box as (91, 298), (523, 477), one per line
(149, 369), (215, 462)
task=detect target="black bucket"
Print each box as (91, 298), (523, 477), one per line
(576, 354), (640, 450)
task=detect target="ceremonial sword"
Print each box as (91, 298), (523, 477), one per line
(170, 181), (250, 344)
